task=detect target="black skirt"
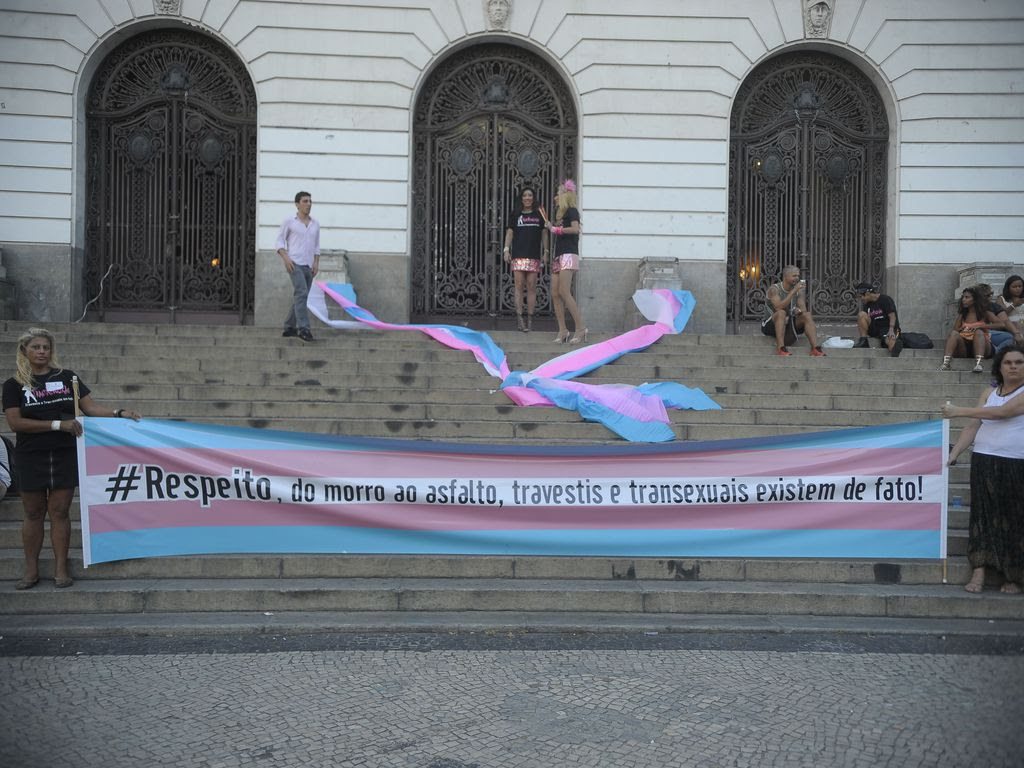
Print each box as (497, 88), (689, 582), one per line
(15, 447), (79, 491)
(968, 452), (1024, 583)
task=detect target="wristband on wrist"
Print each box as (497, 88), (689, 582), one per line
(51, 420), (60, 432)
(114, 409), (123, 418)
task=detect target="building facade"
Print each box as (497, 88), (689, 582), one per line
(0, 0), (1021, 337)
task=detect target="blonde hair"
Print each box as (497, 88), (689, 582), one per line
(15, 328), (60, 388)
(555, 186), (577, 223)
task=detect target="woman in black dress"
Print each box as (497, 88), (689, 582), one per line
(540, 179), (587, 344)
(3, 328), (141, 589)
(502, 187), (548, 332)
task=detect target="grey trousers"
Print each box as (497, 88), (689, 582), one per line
(284, 265), (313, 331)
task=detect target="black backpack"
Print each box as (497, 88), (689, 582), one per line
(0, 434), (16, 497)
(900, 332), (934, 349)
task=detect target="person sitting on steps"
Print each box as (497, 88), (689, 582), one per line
(974, 282), (1022, 355)
(853, 281), (902, 357)
(761, 265), (825, 357)
(941, 287), (995, 373)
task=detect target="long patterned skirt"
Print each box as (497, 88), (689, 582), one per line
(968, 452), (1024, 583)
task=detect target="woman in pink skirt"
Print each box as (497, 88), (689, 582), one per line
(541, 179), (587, 344)
(502, 186), (548, 332)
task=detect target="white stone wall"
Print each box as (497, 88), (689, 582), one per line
(0, 0), (1021, 284)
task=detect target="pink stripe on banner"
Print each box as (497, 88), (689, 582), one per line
(87, 500), (941, 534)
(83, 446), (944, 478)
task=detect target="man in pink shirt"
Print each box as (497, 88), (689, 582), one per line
(275, 191), (320, 342)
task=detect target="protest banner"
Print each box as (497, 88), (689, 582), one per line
(78, 418), (948, 566)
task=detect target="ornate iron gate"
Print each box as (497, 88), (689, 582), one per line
(412, 44), (577, 324)
(86, 29), (256, 323)
(728, 52), (888, 325)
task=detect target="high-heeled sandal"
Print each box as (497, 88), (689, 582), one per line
(516, 313), (526, 332)
(569, 328), (589, 345)
(552, 331), (569, 343)
(525, 313), (533, 332)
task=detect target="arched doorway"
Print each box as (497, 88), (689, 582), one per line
(727, 51), (889, 326)
(85, 29), (256, 323)
(411, 44), (578, 325)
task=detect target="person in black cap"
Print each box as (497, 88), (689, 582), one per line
(854, 282), (902, 357)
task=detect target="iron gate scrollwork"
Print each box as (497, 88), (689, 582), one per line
(412, 44), (578, 323)
(728, 52), (889, 325)
(86, 29), (257, 322)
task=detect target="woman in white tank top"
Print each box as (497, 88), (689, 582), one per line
(944, 345), (1024, 594)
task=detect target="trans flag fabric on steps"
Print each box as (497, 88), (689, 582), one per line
(306, 281), (720, 443)
(78, 417), (948, 566)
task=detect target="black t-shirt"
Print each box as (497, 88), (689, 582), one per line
(507, 209), (544, 260)
(864, 294), (898, 331)
(554, 207), (580, 256)
(2, 369), (90, 452)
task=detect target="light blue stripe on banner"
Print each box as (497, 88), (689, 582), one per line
(668, 419), (945, 453)
(84, 417), (945, 456)
(87, 527), (942, 564)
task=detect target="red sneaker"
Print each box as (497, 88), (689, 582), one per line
(810, 347), (826, 357)
(776, 347), (792, 356)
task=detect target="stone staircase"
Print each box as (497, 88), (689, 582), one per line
(1, 321), (1021, 638)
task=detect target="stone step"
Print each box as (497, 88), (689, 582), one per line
(2, 577), (1021, 621)
(54, 348), (955, 373)
(75, 379), (989, 403)
(3, 611), (1023, 641)
(0, 549), (973, 585)
(36, 330), (925, 354)
(48, 386), (975, 416)
(0, 324), (886, 348)
(68, 398), (947, 422)
(81, 363), (978, 388)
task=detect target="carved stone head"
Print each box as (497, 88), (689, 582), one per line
(487, 0), (511, 30)
(804, 0), (833, 38)
(154, 0), (181, 14)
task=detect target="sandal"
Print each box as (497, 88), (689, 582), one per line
(516, 314), (526, 332)
(53, 576), (74, 589)
(15, 577), (39, 590)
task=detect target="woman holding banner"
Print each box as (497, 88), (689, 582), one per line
(944, 344), (1024, 594)
(3, 328), (141, 590)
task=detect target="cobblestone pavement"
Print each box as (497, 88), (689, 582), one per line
(1, 633), (1022, 768)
